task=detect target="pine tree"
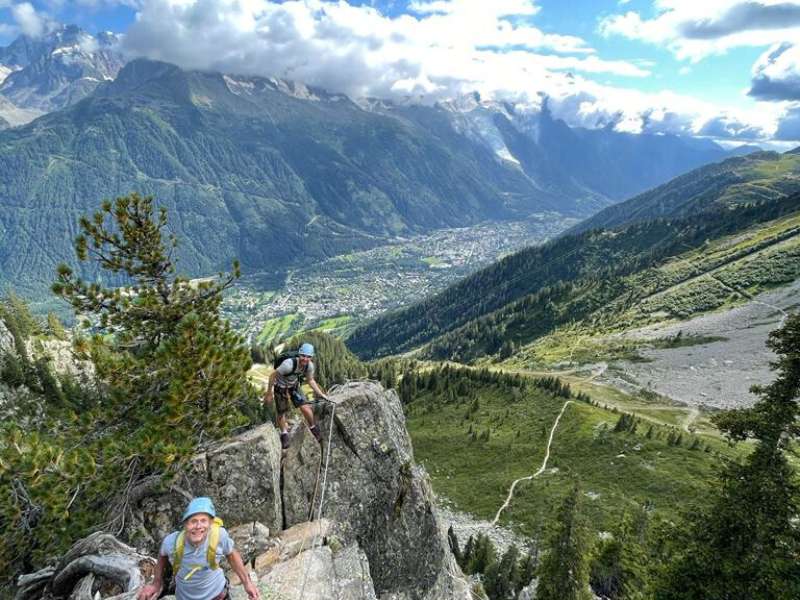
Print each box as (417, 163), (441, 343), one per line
(536, 486), (593, 600)
(46, 312), (68, 341)
(654, 314), (800, 600)
(484, 544), (520, 600)
(467, 534), (497, 576)
(448, 525), (462, 566)
(590, 509), (650, 600)
(516, 552), (537, 594)
(52, 194), (256, 441)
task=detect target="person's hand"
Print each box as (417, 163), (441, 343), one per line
(244, 581), (261, 600)
(137, 583), (162, 600)
(263, 391), (273, 405)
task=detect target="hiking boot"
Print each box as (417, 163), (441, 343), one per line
(280, 432), (289, 450)
(309, 424), (322, 444)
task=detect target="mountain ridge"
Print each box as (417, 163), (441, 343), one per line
(345, 151), (800, 360)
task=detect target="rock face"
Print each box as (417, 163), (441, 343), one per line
(126, 423), (283, 552)
(282, 382), (470, 599)
(237, 544), (378, 600)
(18, 382), (471, 600)
(0, 318), (13, 356)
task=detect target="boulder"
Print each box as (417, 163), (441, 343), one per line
(282, 381), (471, 600)
(125, 423), (282, 552)
(231, 544), (377, 600)
(227, 522), (272, 565)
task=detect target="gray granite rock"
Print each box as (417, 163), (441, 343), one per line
(126, 423), (283, 553)
(282, 381), (471, 600)
(231, 544), (377, 600)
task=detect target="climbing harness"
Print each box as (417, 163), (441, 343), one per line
(172, 516), (225, 580)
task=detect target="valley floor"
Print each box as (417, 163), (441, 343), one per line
(222, 215), (576, 343)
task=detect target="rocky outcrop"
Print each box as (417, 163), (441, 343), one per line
(0, 319), (13, 356)
(16, 382), (471, 600)
(126, 423), (283, 552)
(282, 382), (470, 599)
(235, 544), (378, 600)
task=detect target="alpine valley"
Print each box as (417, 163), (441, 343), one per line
(1, 19), (799, 600)
(0, 26), (746, 310)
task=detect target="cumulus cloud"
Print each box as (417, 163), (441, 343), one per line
(112, 0), (787, 143)
(771, 105), (800, 140)
(600, 0), (800, 61)
(120, 0), (647, 101)
(697, 114), (766, 139)
(749, 42), (800, 100)
(11, 2), (46, 37)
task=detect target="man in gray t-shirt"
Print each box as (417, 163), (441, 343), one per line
(137, 497), (260, 600)
(263, 342), (328, 449)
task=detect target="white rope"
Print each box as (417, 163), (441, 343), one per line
(297, 400), (337, 599)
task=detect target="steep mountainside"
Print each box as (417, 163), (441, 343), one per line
(0, 50), (750, 298)
(0, 59), (563, 295)
(347, 191), (800, 360)
(571, 150), (800, 234)
(379, 96), (737, 207)
(0, 25), (123, 116)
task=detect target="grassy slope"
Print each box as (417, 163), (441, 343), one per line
(571, 151), (800, 234)
(517, 211), (800, 366)
(407, 375), (740, 537)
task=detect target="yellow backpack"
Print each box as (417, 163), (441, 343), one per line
(172, 517), (224, 580)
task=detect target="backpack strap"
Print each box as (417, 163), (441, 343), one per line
(206, 517), (224, 570)
(173, 531), (186, 578)
(172, 517), (225, 579)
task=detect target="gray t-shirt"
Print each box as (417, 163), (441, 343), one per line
(160, 527), (235, 600)
(275, 357), (315, 388)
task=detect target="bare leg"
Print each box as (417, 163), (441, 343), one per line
(298, 404), (316, 428)
(277, 413), (288, 433)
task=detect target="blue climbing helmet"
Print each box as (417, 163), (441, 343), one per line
(182, 496), (216, 522)
(299, 342), (315, 357)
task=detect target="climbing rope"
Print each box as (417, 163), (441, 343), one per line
(297, 398), (337, 599)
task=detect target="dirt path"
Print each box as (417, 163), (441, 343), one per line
(683, 406), (700, 433)
(708, 274), (789, 327)
(491, 400), (573, 526)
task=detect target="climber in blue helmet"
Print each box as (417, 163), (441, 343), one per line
(137, 497), (261, 600)
(263, 342), (329, 449)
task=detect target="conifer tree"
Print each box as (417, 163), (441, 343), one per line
(654, 314), (800, 600)
(536, 486), (593, 600)
(590, 509), (650, 600)
(52, 193), (256, 442)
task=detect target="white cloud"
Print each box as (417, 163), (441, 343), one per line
(773, 104), (800, 140)
(121, 0), (642, 102)
(749, 42), (800, 100)
(599, 0), (800, 62)
(110, 0), (777, 142)
(11, 2), (46, 37)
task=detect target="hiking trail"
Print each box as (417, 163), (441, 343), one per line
(491, 399), (573, 526)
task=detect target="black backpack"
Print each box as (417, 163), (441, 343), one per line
(272, 350), (308, 378)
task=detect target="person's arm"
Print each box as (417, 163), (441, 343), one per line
(137, 554), (168, 600)
(307, 376), (327, 400)
(263, 371), (277, 403)
(227, 550), (260, 600)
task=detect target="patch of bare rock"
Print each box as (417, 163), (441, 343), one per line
(15, 382), (472, 600)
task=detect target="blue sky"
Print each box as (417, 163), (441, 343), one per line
(2, 0), (799, 143)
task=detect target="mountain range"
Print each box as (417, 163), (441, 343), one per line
(346, 149), (800, 360)
(0, 27), (759, 297)
(0, 25), (123, 124)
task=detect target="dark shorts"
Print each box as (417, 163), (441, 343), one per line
(274, 385), (308, 415)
